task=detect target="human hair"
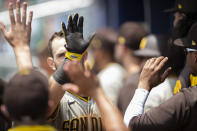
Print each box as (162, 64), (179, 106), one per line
(162, 38), (186, 76)
(0, 78), (11, 131)
(48, 31), (64, 57)
(4, 70), (49, 121)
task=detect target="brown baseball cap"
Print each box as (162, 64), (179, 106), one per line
(134, 34), (168, 57)
(91, 28), (117, 54)
(118, 22), (148, 50)
(164, 0), (197, 14)
(174, 22), (197, 49)
(4, 69), (49, 120)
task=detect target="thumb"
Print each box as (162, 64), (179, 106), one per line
(87, 32), (96, 44)
(0, 22), (7, 36)
(161, 67), (172, 82)
(83, 33), (95, 52)
(61, 22), (67, 38)
(85, 62), (91, 72)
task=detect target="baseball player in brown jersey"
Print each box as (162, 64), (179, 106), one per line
(173, 63), (197, 94)
(124, 22), (197, 131)
(169, 0), (197, 94)
(47, 14), (104, 130)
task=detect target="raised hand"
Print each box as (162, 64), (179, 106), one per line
(138, 56), (172, 91)
(62, 61), (99, 96)
(0, 0), (33, 70)
(0, 0), (33, 48)
(61, 13), (94, 61)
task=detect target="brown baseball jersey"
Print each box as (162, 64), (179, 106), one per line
(129, 86), (197, 131)
(117, 72), (140, 115)
(174, 63), (197, 94)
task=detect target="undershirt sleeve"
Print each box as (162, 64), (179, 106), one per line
(124, 88), (149, 127)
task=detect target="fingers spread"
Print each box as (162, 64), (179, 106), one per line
(73, 13), (79, 32)
(161, 67), (172, 82)
(0, 22), (7, 36)
(78, 16), (84, 33)
(16, 0), (21, 24)
(156, 57), (168, 71)
(8, 2), (16, 26)
(67, 15), (73, 33)
(27, 11), (33, 33)
(151, 56), (164, 68)
(146, 58), (156, 68)
(143, 59), (150, 68)
(61, 22), (67, 37)
(22, 2), (27, 26)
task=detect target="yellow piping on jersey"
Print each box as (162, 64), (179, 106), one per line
(68, 91), (90, 102)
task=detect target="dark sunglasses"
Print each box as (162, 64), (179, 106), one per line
(184, 48), (197, 55)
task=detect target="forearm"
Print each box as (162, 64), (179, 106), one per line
(48, 76), (65, 116)
(14, 46), (33, 70)
(92, 87), (128, 131)
(124, 82), (149, 127)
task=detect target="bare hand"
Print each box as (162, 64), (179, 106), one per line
(62, 61), (100, 96)
(139, 56), (171, 91)
(0, 0), (33, 49)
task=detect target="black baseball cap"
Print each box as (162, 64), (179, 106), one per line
(174, 22), (197, 49)
(164, 0), (197, 14)
(4, 69), (49, 120)
(134, 34), (168, 57)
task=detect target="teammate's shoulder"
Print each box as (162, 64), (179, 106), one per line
(180, 86), (197, 105)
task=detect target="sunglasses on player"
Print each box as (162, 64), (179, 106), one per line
(184, 48), (197, 55)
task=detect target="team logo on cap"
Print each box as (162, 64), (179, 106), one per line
(178, 4), (182, 9)
(139, 37), (147, 49)
(118, 36), (126, 45)
(92, 39), (102, 49)
(192, 40), (196, 46)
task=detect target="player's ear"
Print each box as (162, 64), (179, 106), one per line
(47, 57), (56, 71)
(194, 52), (197, 63)
(1, 105), (10, 120)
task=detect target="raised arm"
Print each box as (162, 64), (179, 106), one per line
(124, 56), (172, 130)
(0, 0), (33, 70)
(62, 61), (129, 131)
(48, 14), (94, 116)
